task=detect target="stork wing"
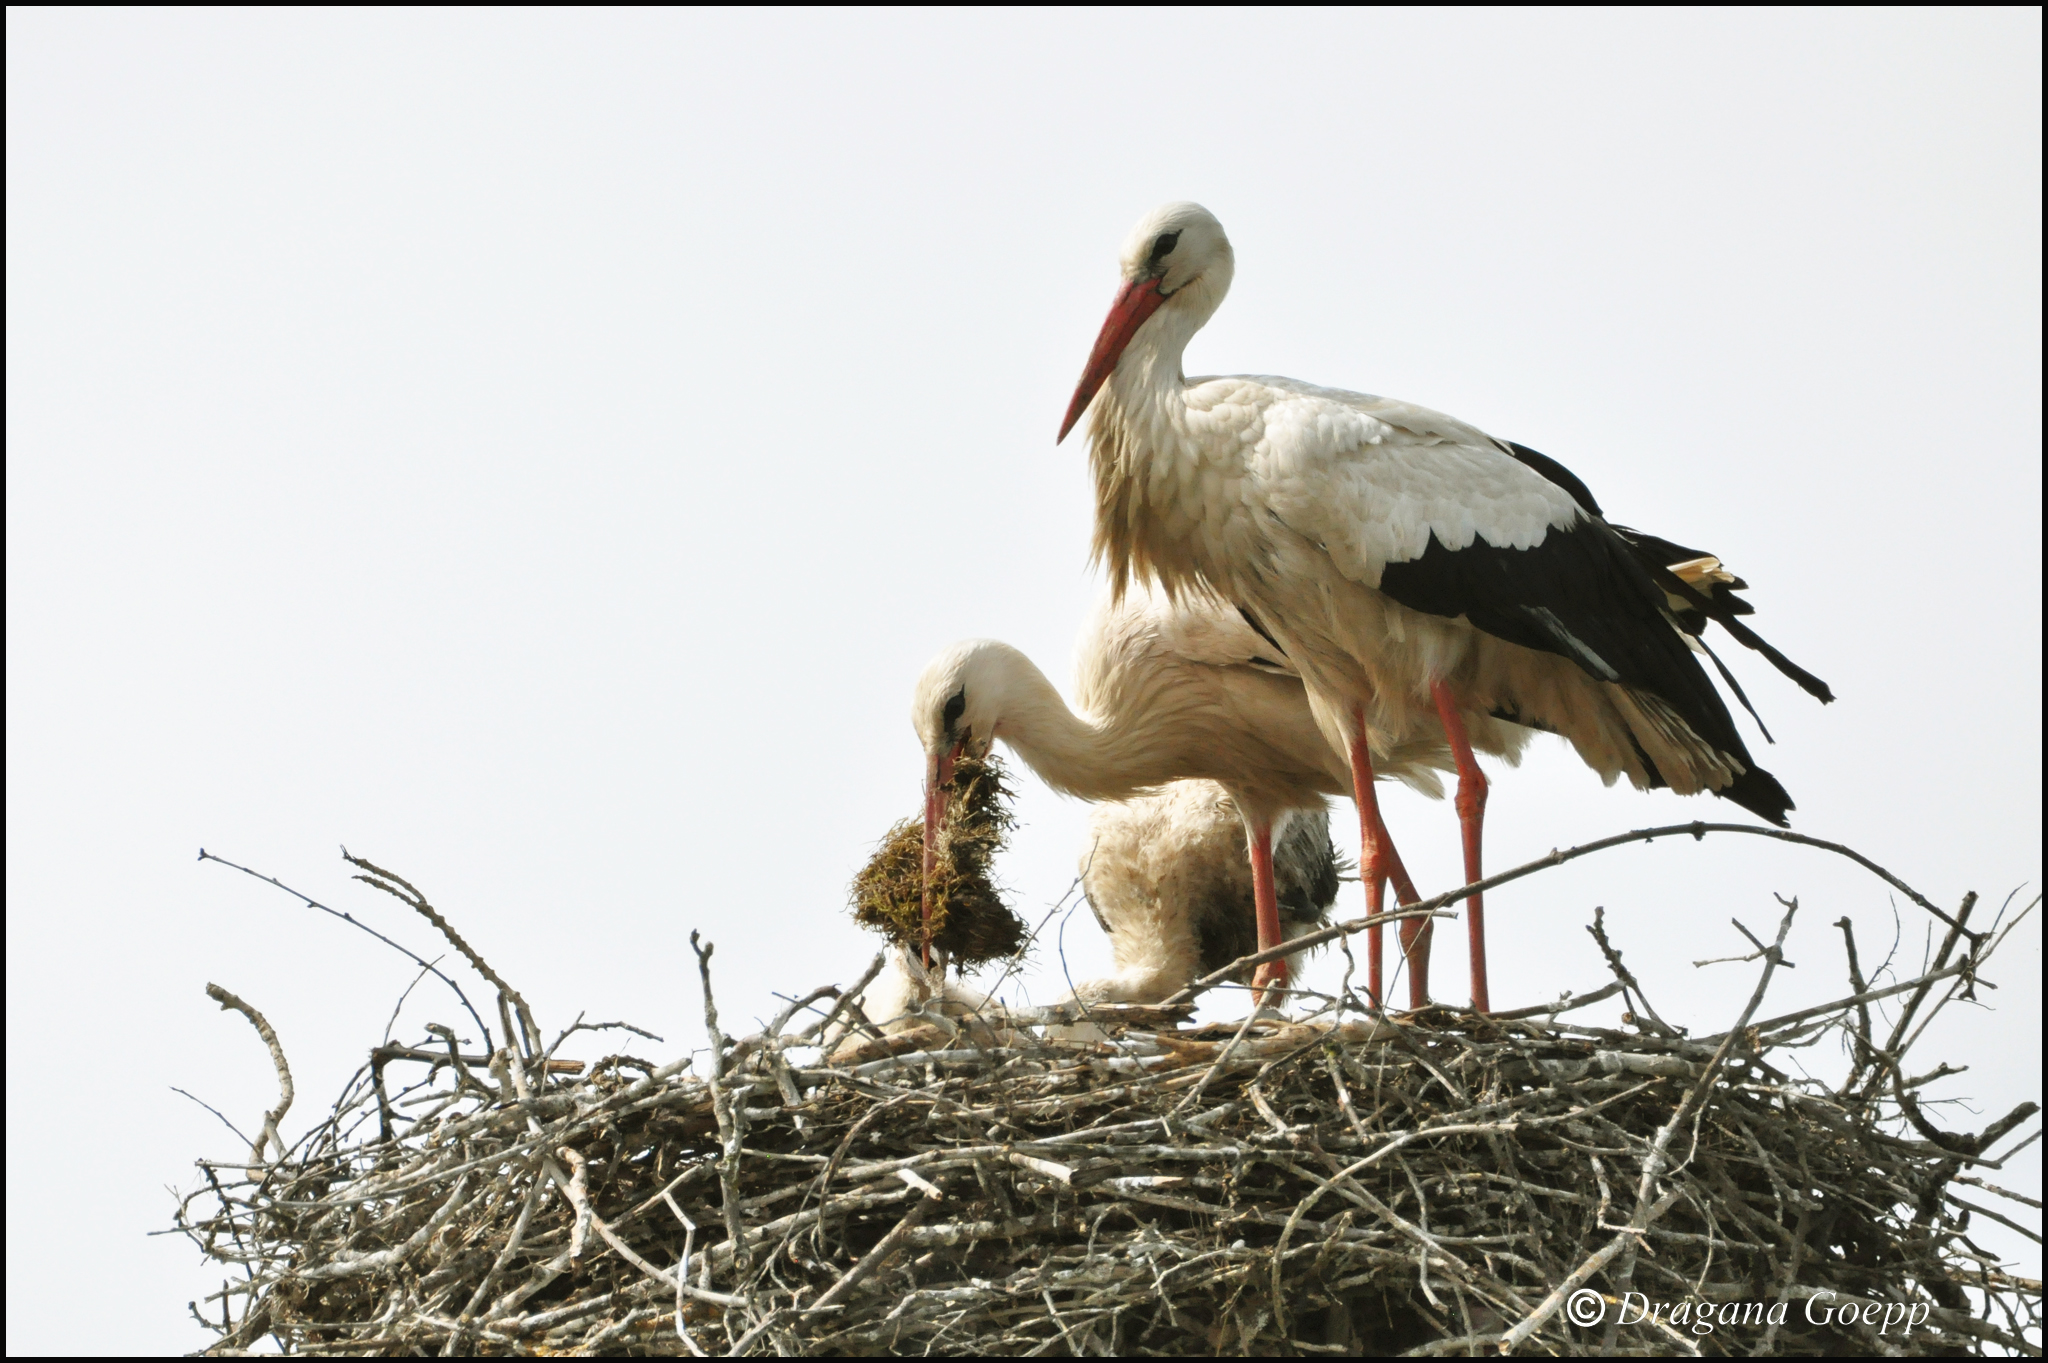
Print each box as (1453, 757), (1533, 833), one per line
(1249, 387), (1789, 820)
(1491, 438), (1831, 705)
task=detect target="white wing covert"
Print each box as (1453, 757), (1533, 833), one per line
(1249, 389), (1585, 587)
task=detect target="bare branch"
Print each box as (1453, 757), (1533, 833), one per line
(691, 931), (750, 1280)
(203, 983), (294, 1170)
(343, 849), (538, 1060)
(198, 848), (495, 1050)
(1163, 819), (1965, 1009)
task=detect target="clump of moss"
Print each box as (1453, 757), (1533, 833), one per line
(850, 753), (1028, 967)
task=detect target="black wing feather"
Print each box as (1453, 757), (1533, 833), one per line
(1378, 515), (1793, 825)
(1501, 441), (1833, 704)
(1500, 440), (1604, 518)
(1614, 527), (1835, 705)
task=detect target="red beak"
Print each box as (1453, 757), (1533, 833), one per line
(920, 744), (960, 966)
(1058, 277), (1166, 443)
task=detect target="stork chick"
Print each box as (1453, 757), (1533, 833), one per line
(1068, 780), (1344, 1008)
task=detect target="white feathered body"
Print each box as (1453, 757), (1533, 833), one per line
(909, 588), (1452, 1022)
(1068, 582), (1457, 820)
(1093, 366), (1725, 797)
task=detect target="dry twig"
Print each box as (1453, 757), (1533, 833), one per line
(204, 983), (294, 1170)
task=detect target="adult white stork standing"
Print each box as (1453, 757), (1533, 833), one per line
(1057, 202), (1833, 1012)
(914, 583), (1459, 1002)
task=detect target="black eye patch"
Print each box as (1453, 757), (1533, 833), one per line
(1148, 231), (1181, 266)
(942, 688), (966, 729)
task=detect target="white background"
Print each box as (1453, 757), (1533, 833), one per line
(6, 10), (2039, 1353)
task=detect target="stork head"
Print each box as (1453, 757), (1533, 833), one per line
(1059, 201), (1235, 442)
(912, 639), (1023, 787)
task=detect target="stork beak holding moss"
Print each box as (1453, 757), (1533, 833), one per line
(852, 724), (1024, 973)
(921, 741), (960, 966)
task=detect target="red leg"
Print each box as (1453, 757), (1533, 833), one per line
(1247, 819), (1287, 1007)
(1398, 891), (1430, 1009)
(1431, 681), (1490, 1014)
(1351, 707), (1423, 1009)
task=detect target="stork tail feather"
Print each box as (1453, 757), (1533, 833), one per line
(1698, 635), (1774, 744)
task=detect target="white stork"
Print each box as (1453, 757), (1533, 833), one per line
(1057, 202), (1832, 1012)
(914, 584), (1458, 1002)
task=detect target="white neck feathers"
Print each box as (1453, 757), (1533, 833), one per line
(974, 647), (1200, 803)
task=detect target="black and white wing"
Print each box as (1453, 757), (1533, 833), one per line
(1256, 393), (1794, 822)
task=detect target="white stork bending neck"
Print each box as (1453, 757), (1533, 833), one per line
(934, 641), (1202, 804)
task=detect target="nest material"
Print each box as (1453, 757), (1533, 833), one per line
(849, 752), (1027, 967)
(179, 977), (2040, 1355)
(176, 840), (2041, 1357)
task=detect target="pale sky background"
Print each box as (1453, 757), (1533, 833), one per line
(6, 9), (2041, 1354)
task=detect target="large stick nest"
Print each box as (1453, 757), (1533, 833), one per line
(176, 842), (2041, 1356)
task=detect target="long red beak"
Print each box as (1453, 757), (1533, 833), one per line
(1058, 277), (1166, 443)
(920, 745), (960, 966)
